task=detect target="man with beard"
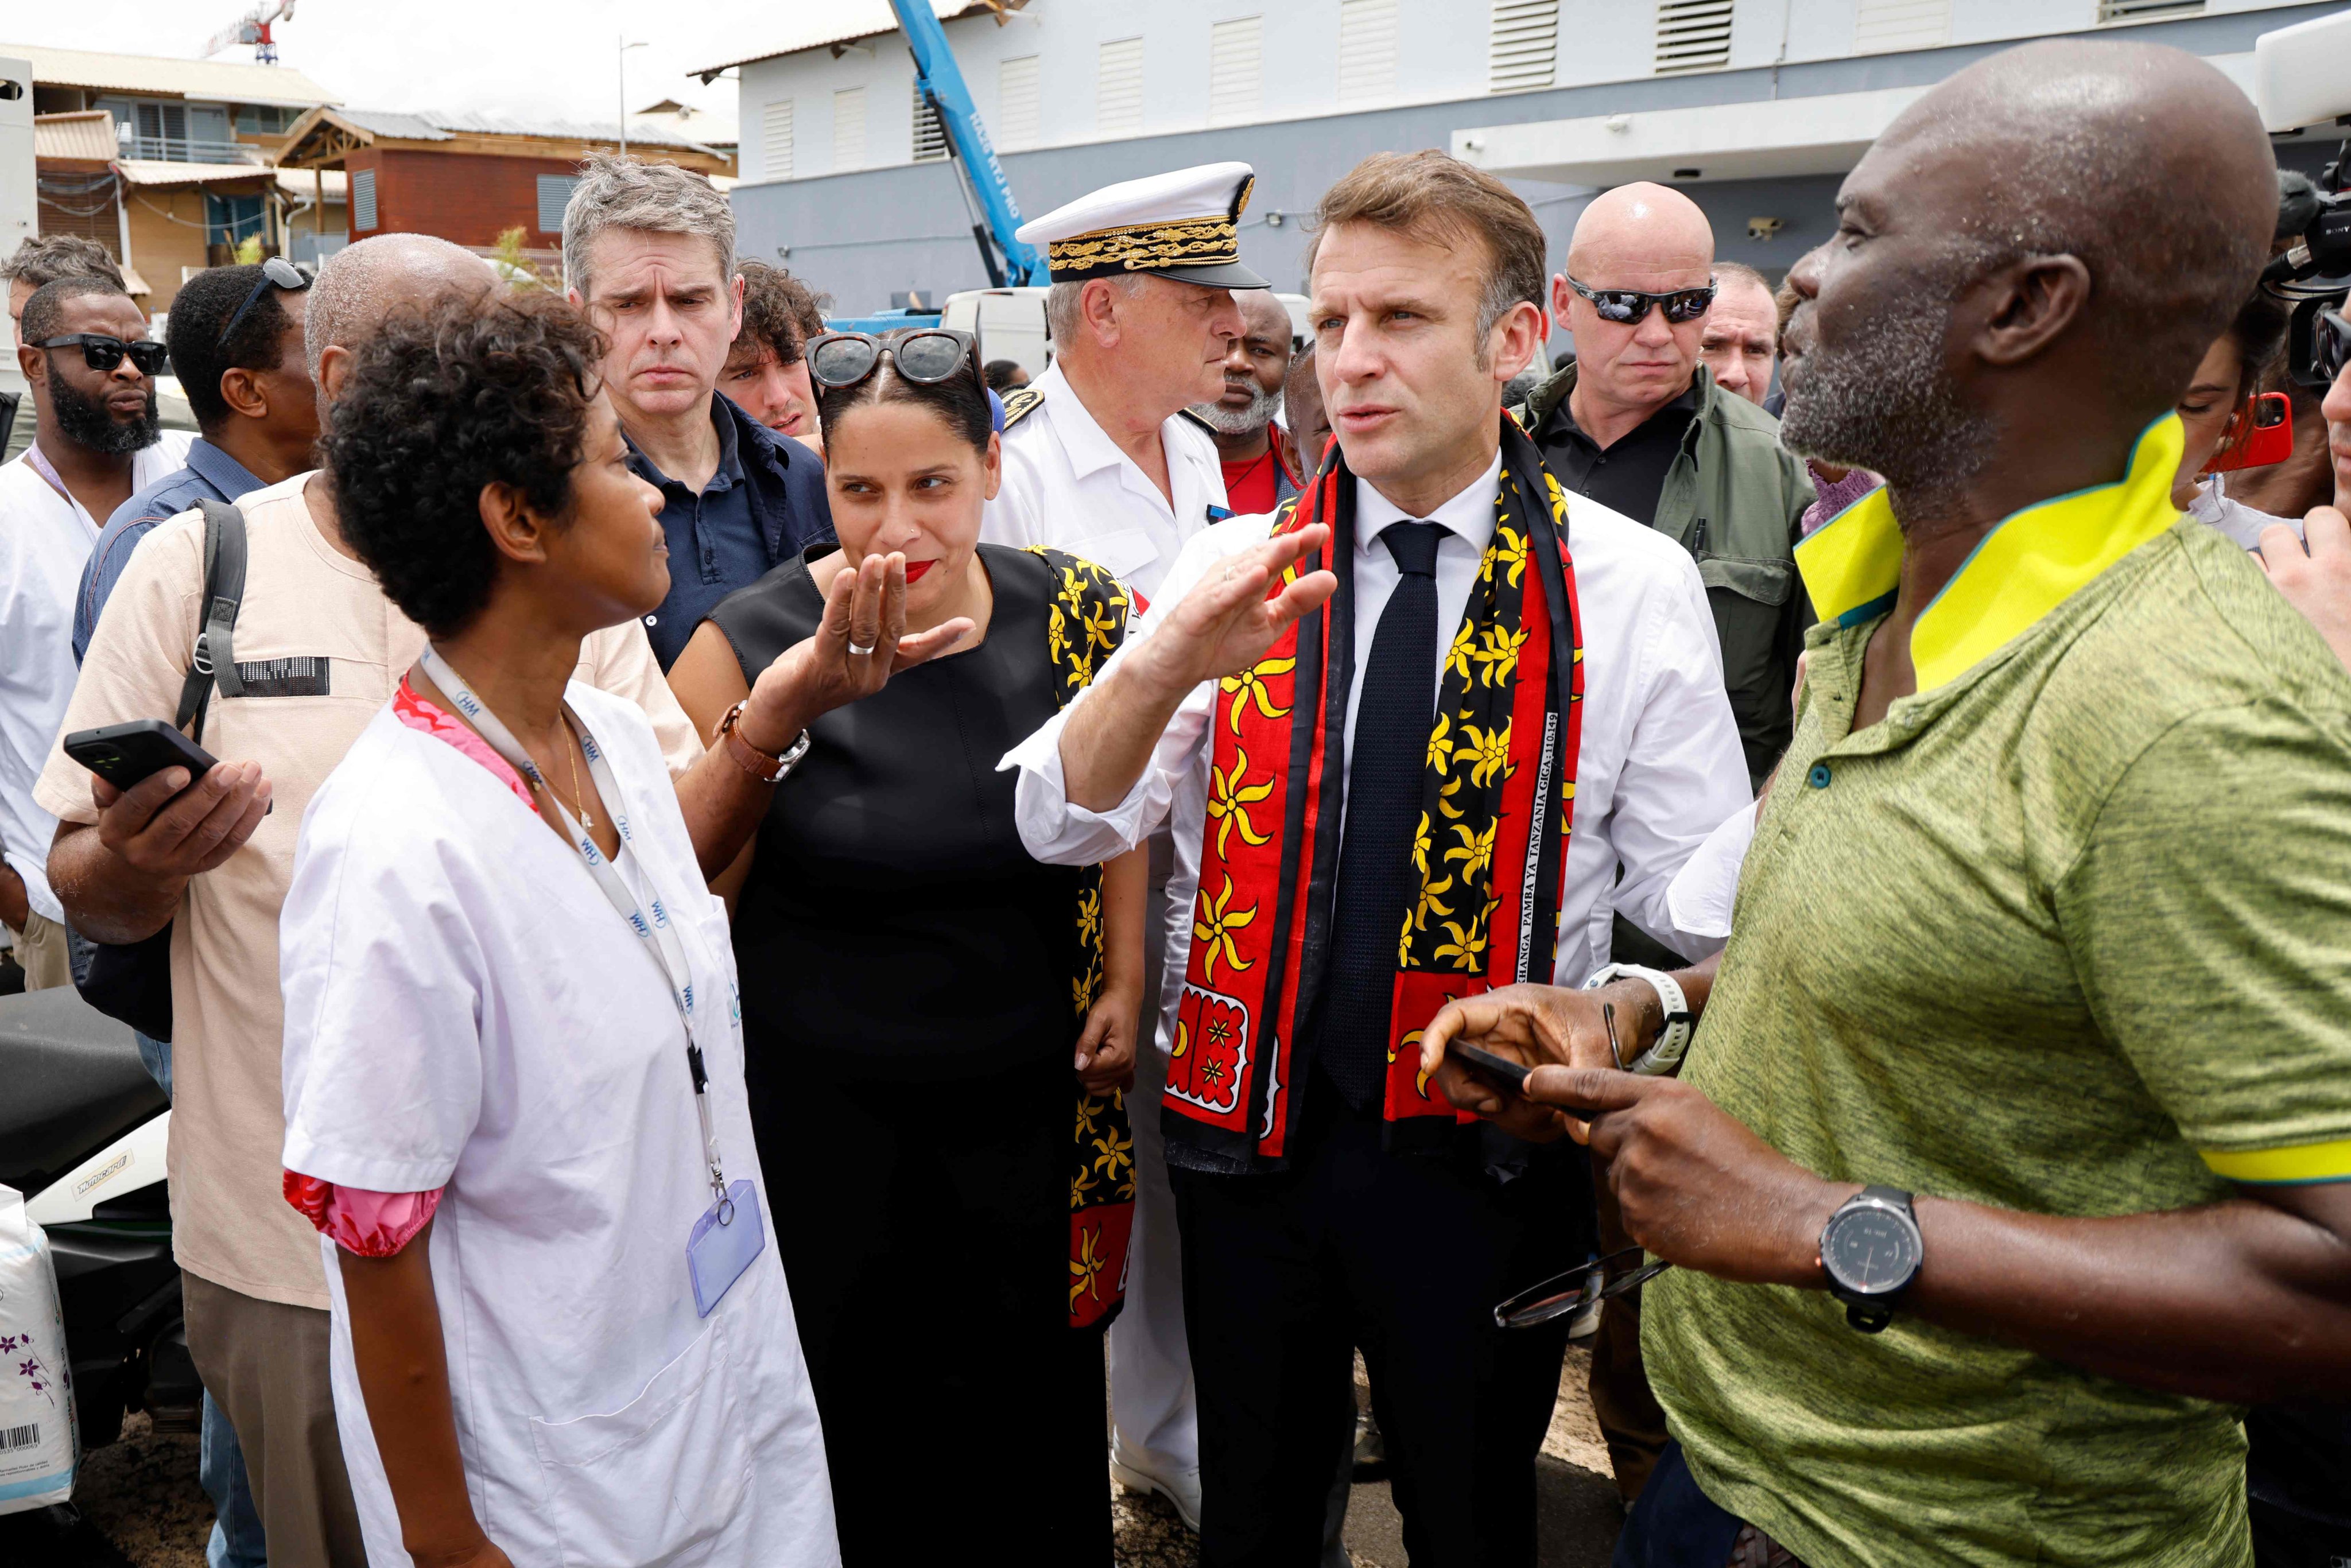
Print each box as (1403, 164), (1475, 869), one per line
(1418, 39), (2351, 1567)
(1190, 288), (1301, 517)
(0, 277), (189, 989)
(5, 235), (129, 463)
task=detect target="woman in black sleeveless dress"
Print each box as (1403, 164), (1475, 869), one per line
(668, 329), (1145, 1565)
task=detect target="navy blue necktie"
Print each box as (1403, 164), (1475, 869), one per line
(1319, 521), (1445, 1111)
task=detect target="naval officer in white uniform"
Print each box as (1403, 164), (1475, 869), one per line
(983, 161), (1271, 1532)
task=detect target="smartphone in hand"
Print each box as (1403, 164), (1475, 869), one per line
(1449, 1042), (1533, 1102)
(63, 720), (220, 793)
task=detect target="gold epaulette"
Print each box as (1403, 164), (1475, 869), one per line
(1001, 386), (1046, 429)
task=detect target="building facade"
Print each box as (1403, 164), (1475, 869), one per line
(713, 0), (2344, 321)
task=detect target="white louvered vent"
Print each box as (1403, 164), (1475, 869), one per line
(1097, 37), (1146, 135)
(2097, 0), (2203, 20)
(1489, 0), (1560, 94)
(762, 99), (794, 180)
(998, 56), (1041, 149)
(1339, 0), (1399, 103)
(351, 166), (378, 232)
(832, 86), (867, 172)
(534, 174), (576, 234)
(1209, 17), (1265, 126)
(1654, 0), (1735, 75)
(1854, 0), (1949, 52)
(913, 83), (947, 161)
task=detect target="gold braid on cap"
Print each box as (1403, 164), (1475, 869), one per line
(1048, 174), (1256, 279)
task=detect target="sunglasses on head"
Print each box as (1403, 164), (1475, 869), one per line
(805, 328), (976, 390)
(36, 333), (170, 376)
(218, 255), (309, 349)
(1564, 273), (1718, 326)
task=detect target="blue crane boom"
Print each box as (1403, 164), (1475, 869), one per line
(890, 0), (1045, 288)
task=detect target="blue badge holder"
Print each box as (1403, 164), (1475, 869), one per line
(686, 1178), (765, 1317)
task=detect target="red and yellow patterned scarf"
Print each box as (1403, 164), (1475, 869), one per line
(1037, 548), (1142, 1328)
(1165, 415), (1585, 1163)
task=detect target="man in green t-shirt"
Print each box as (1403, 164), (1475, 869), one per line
(1417, 38), (2351, 1568)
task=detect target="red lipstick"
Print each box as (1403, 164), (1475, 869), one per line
(903, 559), (936, 584)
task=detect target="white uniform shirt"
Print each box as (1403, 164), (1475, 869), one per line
(982, 360), (1229, 603)
(0, 435), (191, 922)
(281, 685), (837, 1568)
(1002, 452), (1754, 1061)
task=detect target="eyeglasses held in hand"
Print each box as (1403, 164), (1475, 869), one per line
(1563, 274), (1718, 327)
(35, 333), (170, 376)
(805, 328), (977, 390)
(217, 255), (310, 349)
(1492, 1243), (1672, 1330)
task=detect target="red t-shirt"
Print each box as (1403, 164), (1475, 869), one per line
(1221, 440), (1281, 517)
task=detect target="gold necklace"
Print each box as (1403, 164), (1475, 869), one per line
(541, 720), (593, 830)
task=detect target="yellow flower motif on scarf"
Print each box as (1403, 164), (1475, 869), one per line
(1444, 820), (1497, 883)
(1071, 1166), (1099, 1208)
(1444, 619), (1477, 682)
(1221, 655), (1296, 732)
(1076, 1096), (1104, 1138)
(1073, 971), (1098, 1015)
(1392, 1027), (1434, 1099)
(1208, 747), (1276, 856)
(1411, 809), (1433, 876)
(1458, 722), (1512, 789)
(1047, 604), (1071, 669)
(1433, 917), (1488, 970)
(1092, 1124), (1134, 1180)
(1487, 525), (1529, 589)
(1076, 887), (1102, 948)
(1082, 597), (1124, 656)
(1402, 874), (1456, 964)
(1472, 624), (1528, 687)
(1193, 875), (1258, 979)
(1436, 771), (1467, 821)
(1426, 712), (1456, 775)
(1071, 1225), (1108, 1305)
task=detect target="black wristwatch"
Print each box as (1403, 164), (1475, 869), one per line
(1818, 1185), (1922, 1334)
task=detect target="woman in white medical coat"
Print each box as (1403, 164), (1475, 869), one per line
(277, 293), (963, 1567)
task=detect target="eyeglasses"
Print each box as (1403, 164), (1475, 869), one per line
(34, 334), (170, 376)
(805, 328), (976, 390)
(218, 256), (309, 348)
(2316, 309), (2351, 386)
(1563, 273), (1718, 327)
(1491, 1244), (1673, 1331)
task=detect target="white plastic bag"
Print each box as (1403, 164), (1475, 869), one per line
(0, 1183), (79, 1514)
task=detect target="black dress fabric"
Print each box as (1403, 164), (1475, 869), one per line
(707, 543), (1108, 1566)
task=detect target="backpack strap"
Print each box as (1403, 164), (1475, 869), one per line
(176, 498), (249, 744)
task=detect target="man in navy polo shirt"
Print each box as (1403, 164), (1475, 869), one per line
(562, 154), (833, 669)
(76, 261), (319, 663)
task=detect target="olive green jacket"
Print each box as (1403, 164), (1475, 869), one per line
(1515, 360), (1815, 783)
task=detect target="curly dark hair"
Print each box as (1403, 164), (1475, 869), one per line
(732, 259), (829, 368)
(166, 263), (298, 432)
(323, 291), (606, 637)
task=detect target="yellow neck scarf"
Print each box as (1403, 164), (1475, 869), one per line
(1794, 415), (2186, 694)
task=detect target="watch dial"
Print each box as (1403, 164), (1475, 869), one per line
(1826, 1208), (1919, 1294)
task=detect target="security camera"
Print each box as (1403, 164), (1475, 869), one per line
(1747, 216), (1783, 242)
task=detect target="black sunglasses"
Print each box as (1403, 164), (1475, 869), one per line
(805, 328), (976, 390)
(1491, 1243), (1673, 1331)
(2317, 309), (2351, 387)
(1564, 273), (1718, 327)
(218, 256), (309, 348)
(35, 333), (170, 376)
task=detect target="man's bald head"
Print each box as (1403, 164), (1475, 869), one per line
(307, 232), (497, 386)
(1780, 38), (2275, 498)
(1567, 182), (1713, 280)
(1236, 288), (1292, 352)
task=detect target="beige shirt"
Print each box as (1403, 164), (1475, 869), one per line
(34, 473), (703, 1309)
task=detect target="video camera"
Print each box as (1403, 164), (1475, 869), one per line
(2254, 9), (2351, 385)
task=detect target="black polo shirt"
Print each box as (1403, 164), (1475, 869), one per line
(1534, 381), (1698, 527)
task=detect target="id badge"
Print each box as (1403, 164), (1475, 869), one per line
(686, 1179), (765, 1317)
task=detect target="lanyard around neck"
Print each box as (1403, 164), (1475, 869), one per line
(417, 646), (728, 1204)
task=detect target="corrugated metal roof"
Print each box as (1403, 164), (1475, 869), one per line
(324, 106), (721, 154)
(113, 159), (277, 188)
(0, 42), (338, 108)
(32, 110), (117, 162)
(689, 1), (1005, 77)
(274, 166), (347, 199)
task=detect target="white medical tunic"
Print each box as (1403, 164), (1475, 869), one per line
(281, 683), (837, 1568)
(982, 361), (1229, 604)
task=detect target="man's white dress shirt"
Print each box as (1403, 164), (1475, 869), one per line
(0, 434), (192, 923)
(1003, 448), (1754, 1064)
(982, 360), (1229, 604)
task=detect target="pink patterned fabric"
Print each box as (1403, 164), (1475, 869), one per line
(391, 674), (538, 813)
(1799, 462), (1885, 538)
(284, 1170), (444, 1257)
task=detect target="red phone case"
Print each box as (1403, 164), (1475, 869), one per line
(2204, 391), (2294, 474)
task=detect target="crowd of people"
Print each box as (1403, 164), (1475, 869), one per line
(2, 29), (2350, 1568)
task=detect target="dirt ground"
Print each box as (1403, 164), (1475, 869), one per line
(28, 1347), (1622, 1567)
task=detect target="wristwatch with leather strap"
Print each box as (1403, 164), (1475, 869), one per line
(716, 700), (810, 785)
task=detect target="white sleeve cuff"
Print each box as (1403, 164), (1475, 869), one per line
(1001, 704), (1161, 865)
